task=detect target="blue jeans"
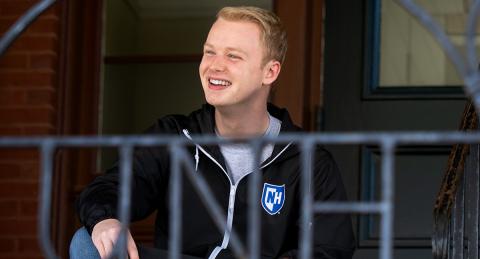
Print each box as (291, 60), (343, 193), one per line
(70, 227), (202, 259)
(69, 227), (101, 259)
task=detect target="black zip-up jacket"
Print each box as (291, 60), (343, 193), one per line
(76, 103), (355, 258)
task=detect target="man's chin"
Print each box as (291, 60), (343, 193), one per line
(207, 100), (227, 108)
(205, 95), (225, 105)
(205, 99), (234, 109)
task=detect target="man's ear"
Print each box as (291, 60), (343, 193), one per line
(262, 60), (282, 85)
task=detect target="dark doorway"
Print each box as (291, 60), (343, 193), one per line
(323, 1), (467, 258)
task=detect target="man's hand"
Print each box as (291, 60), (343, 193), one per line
(91, 218), (139, 259)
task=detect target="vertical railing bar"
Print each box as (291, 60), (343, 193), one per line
(379, 140), (396, 259)
(248, 140), (263, 259)
(0, 0), (57, 56)
(474, 144), (480, 258)
(174, 147), (247, 258)
(464, 143), (479, 258)
(38, 141), (59, 259)
(451, 172), (464, 258)
(169, 144), (183, 259)
(299, 138), (314, 259)
(109, 144), (134, 259)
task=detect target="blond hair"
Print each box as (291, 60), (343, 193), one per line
(217, 6), (288, 65)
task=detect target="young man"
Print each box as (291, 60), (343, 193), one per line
(72, 6), (355, 259)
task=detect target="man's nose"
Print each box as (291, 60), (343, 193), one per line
(209, 56), (226, 72)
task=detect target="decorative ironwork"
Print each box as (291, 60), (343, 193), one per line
(2, 0), (480, 258)
(2, 132), (480, 259)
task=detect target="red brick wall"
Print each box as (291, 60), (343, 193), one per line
(0, 1), (61, 258)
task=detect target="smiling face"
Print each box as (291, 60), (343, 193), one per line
(199, 18), (280, 110)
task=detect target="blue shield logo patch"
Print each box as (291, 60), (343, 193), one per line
(261, 183), (285, 215)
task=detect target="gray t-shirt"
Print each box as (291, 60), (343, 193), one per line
(217, 113), (281, 184)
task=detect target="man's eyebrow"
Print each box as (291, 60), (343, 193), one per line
(203, 43), (248, 56)
(203, 43), (214, 49)
(225, 47), (248, 56)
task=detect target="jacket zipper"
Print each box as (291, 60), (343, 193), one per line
(182, 129), (292, 258)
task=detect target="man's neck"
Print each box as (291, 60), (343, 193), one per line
(215, 104), (270, 138)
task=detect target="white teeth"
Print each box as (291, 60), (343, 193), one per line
(209, 79), (231, 86)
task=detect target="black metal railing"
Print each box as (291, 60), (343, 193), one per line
(2, 0), (480, 259)
(0, 132), (479, 259)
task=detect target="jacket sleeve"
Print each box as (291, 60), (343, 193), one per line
(76, 124), (172, 234)
(281, 149), (356, 259)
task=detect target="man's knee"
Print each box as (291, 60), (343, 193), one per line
(70, 227), (100, 259)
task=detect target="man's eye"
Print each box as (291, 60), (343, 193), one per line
(204, 50), (215, 55)
(228, 54), (240, 59)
